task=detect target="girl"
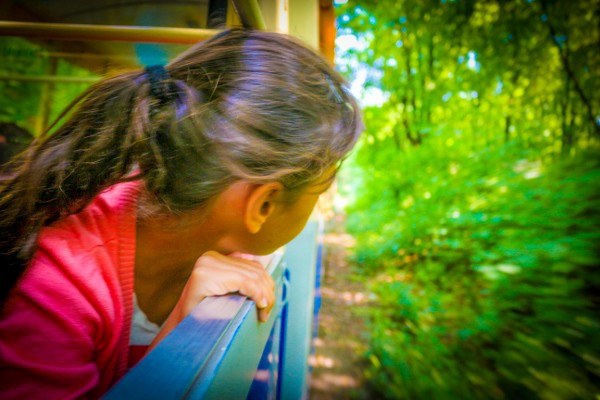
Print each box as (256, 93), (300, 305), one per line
(0, 29), (361, 398)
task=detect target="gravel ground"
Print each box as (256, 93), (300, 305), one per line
(309, 221), (372, 400)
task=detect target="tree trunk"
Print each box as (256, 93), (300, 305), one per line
(541, 0), (600, 138)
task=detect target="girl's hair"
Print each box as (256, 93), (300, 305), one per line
(0, 29), (362, 303)
(0, 122), (34, 168)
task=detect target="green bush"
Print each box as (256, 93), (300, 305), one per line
(347, 144), (600, 399)
(0, 37), (97, 135)
(336, 0), (599, 397)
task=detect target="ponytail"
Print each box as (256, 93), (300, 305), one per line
(0, 69), (175, 303)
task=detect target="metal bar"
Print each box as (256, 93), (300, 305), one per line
(39, 58), (57, 136)
(0, 21), (222, 44)
(104, 252), (286, 400)
(0, 74), (99, 84)
(45, 51), (134, 61)
(279, 221), (320, 400)
(189, 257), (286, 400)
(231, 0), (267, 29)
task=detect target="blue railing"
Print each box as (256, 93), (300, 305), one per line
(104, 221), (321, 400)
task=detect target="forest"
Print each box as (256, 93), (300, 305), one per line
(0, 1), (598, 398)
(334, 0), (599, 398)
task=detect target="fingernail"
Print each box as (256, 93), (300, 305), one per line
(260, 311), (271, 323)
(258, 298), (268, 308)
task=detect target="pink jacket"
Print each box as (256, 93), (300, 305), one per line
(0, 181), (140, 399)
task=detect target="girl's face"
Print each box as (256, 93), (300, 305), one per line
(242, 171), (335, 255)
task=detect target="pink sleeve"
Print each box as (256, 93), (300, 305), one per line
(0, 248), (106, 400)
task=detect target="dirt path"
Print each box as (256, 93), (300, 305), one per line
(308, 222), (371, 400)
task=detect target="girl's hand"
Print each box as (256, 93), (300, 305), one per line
(149, 251), (276, 350)
(178, 251), (276, 322)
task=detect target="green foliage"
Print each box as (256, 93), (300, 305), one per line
(0, 37), (97, 135)
(349, 144), (599, 399)
(0, 38), (46, 131)
(336, 0), (600, 398)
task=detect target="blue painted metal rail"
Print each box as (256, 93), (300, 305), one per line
(104, 221), (320, 400)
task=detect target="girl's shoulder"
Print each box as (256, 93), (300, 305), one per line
(24, 180), (141, 304)
(0, 180), (141, 399)
(38, 180), (141, 255)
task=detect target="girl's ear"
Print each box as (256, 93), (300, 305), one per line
(244, 182), (284, 234)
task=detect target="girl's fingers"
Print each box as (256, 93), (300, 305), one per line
(220, 252), (275, 286)
(192, 251), (277, 321)
(237, 278), (275, 322)
(224, 257), (276, 321)
(258, 308), (270, 323)
(216, 262), (274, 304)
(213, 253), (276, 300)
(206, 252), (271, 282)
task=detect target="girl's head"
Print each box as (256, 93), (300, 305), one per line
(145, 29), (361, 211)
(0, 29), (362, 297)
(47, 29), (360, 213)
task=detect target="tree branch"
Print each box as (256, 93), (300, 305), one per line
(540, 0), (599, 137)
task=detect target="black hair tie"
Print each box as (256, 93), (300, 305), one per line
(145, 65), (174, 105)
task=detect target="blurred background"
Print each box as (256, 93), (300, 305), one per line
(311, 0), (600, 399)
(0, 0), (598, 399)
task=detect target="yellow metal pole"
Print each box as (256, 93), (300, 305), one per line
(231, 0), (267, 29)
(39, 57), (57, 134)
(0, 21), (222, 44)
(0, 74), (99, 84)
